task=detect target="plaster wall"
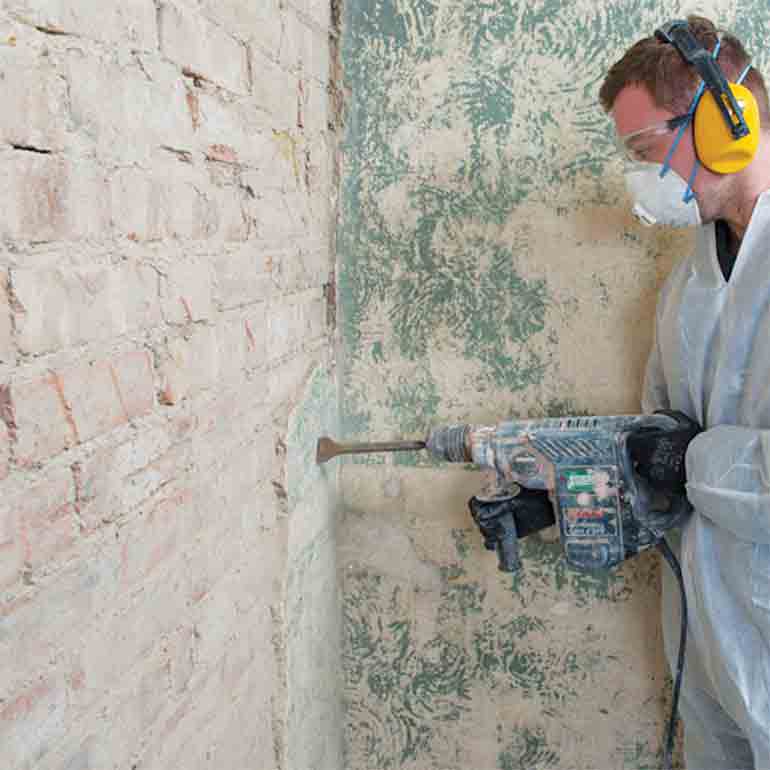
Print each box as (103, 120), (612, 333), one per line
(337, 2), (770, 768)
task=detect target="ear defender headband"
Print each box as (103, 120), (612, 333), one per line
(655, 20), (760, 175)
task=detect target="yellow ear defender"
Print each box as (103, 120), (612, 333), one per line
(694, 82), (760, 173)
(657, 20), (760, 175)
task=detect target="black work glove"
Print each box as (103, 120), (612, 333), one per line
(627, 410), (702, 495)
(468, 487), (556, 571)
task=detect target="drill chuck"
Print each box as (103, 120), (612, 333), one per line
(425, 424), (471, 463)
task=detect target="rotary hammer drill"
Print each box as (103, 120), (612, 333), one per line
(317, 412), (695, 573)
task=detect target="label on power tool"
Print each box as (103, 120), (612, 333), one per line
(564, 469), (595, 493)
(558, 465), (623, 570)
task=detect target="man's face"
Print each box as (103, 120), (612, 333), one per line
(612, 84), (723, 223)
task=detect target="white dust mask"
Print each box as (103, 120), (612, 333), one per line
(624, 162), (702, 228)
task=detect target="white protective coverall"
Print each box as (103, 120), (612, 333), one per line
(643, 189), (770, 769)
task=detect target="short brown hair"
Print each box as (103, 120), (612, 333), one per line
(599, 15), (770, 127)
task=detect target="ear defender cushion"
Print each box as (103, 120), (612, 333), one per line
(694, 82), (760, 174)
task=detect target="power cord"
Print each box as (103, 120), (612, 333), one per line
(656, 537), (688, 770)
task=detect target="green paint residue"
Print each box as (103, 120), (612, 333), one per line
(386, 369), (441, 435)
(340, 0), (580, 439)
(344, 575), (472, 767)
(471, 615), (586, 702)
(371, 340), (385, 363)
(437, 580), (486, 623)
(509, 534), (627, 608)
(498, 725), (560, 770)
(620, 738), (669, 770)
(344, 568), (607, 766)
(451, 528), (471, 560)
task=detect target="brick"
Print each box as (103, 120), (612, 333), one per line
(248, 188), (308, 240)
(0, 465), (76, 584)
(0, 487), (23, 588)
(192, 92), (245, 149)
(3, 0), (158, 49)
(5, 375), (77, 466)
(0, 47), (69, 151)
(281, 11), (329, 84)
(66, 53), (193, 165)
(0, 563), (108, 699)
(268, 353), (312, 406)
(267, 300), (304, 361)
(118, 488), (192, 590)
(206, 143), (238, 164)
(111, 161), (217, 242)
(11, 265), (120, 355)
(304, 77), (331, 135)
(252, 50), (299, 128)
(210, 181), (257, 242)
(307, 0), (331, 29)
(306, 23), (330, 85)
(197, 0), (282, 58)
(219, 441), (273, 527)
(111, 350), (156, 421)
(140, 664), (219, 768)
(75, 425), (172, 532)
(271, 244), (328, 294)
(0, 272), (13, 365)
(279, 8), (309, 74)
(20, 468), (77, 573)
(185, 515), (243, 606)
(0, 420), (8, 483)
(191, 406), (268, 489)
(248, 128), (306, 190)
(47, 654), (172, 770)
(0, 675), (68, 769)
(57, 359), (125, 444)
(10, 262), (161, 356)
(165, 626), (197, 695)
(302, 290), (327, 344)
(82, 541), (192, 696)
(0, 153), (110, 242)
(214, 246), (271, 310)
(158, 2), (250, 94)
(186, 582), (238, 670)
(160, 259), (214, 324)
(157, 325), (220, 405)
(120, 260), (163, 331)
(217, 305), (267, 387)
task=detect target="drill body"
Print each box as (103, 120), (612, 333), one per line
(426, 414), (690, 572)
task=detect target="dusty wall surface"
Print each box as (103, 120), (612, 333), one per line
(0, 1), (341, 769)
(338, 1), (770, 769)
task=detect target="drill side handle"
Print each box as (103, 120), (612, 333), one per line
(495, 511), (521, 572)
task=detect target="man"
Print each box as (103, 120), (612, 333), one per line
(598, 15), (770, 770)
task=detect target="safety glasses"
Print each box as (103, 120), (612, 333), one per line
(617, 115), (692, 164)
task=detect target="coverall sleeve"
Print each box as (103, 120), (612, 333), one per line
(640, 327), (670, 414)
(686, 427), (770, 544)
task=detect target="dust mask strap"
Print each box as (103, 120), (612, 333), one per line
(660, 39), (723, 204)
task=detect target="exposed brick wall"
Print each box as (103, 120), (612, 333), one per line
(0, 1), (340, 767)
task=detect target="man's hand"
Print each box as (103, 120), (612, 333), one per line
(627, 410), (702, 494)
